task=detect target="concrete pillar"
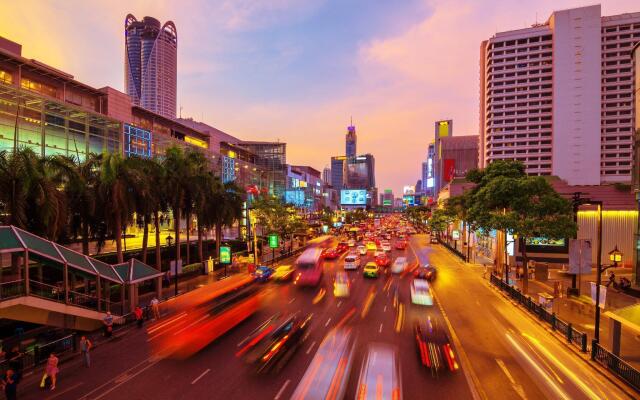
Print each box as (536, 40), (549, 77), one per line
(128, 284), (137, 310)
(155, 277), (162, 300)
(608, 318), (622, 356)
(23, 250), (29, 296)
(63, 262), (69, 304)
(96, 276), (102, 312)
(104, 281), (111, 312)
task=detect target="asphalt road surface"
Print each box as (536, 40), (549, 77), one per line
(19, 234), (634, 400)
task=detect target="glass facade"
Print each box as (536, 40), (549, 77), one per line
(0, 81), (120, 160)
(124, 124), (152, 158)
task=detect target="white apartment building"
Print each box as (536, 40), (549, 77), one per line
(480, 4), (640, 185)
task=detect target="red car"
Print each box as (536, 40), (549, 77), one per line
(375, 253), (390, 267)
(395, 240), (407, 250)
(322, 248), (340, 260)
(336, 242), (349, 253)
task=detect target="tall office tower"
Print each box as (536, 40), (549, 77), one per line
(346, 123), (357, 158)
(433, 120), (452, 194)
(331, 156), (346, 189)
(480, 5), (640, 185)
(125, 15), (177, 118)
(322, 167), (331, 185)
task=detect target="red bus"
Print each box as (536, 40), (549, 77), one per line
(147, 275), (262, 359)
(294, 247), (324, 287)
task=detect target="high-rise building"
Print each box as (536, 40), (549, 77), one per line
(238, 141), (287, 196)
(331, 156), (346, 189)
(480, 5), (640, 185)
(346, 123), (357, 157)
(345, 154), (375, 189)
(439, 135), (479, 187)
(125, 15), (177, 119)
(322, 167), (331, 185)
(432, 120), (452, 194)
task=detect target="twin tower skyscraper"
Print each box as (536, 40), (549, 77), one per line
(124, 15), (177, 119)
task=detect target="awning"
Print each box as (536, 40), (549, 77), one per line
(604, 304), (640, 335)
(0, 225), (161, 285)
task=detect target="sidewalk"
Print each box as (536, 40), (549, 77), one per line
(515, 270), (640, 370)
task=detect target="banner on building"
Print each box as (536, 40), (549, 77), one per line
(568, 239), (592, 274)
(443, 159), (455, 182)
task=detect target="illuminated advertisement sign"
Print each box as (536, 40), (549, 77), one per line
(222, 156), (236, 183)
(403, 195), (415, 206)
(426, 178), (434, 188)
(403, 185), (415, 195)
(383, 199), (392, 206)
(438, 121), (450, 137)
(285, 190), (305, 206)
(443, 159), (455, 182)
(526, 237), (566, 247)
(340, 189), (367, 205)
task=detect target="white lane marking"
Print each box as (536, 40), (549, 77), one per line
(496, 359), (527, 400)
(306, 341), (317, 355)
(274, 379), (291, 400)
(383, 305), (387, 312)
(191, 368), (211, 385)
(337, 300), (342, 308)
(90, 358), (161, 400)
(505, 333), (570, 400)
(77, 356), (159, 399)
(47, 382), (84, 399)
(379, 323), (383, 333)
(289, 298), (296, 304)
(325, 318), (332, 327)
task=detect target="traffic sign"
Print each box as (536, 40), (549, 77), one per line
(268, 234), (279, 249)
(220, 246), (231, 264)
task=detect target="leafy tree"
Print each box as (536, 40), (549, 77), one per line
(200, 178), (243, 262)
(465, 160), (576, 293)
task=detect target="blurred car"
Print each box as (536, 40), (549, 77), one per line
(249, 313), (312, 373)
(363, 262), (379, 278)
(385, 234), (392, 240)
(253, 265), (274, 282)
(381, 241), (392, 252)
(366, 242), (378, 251)
(415, 265), (437, 281)
(347, 239), (356, 247)
(375, 253), (391, 268)
(357, 245), (367, 255)
(411, 279), (434, 306)
(323, 247), (340, 260)
(337, 242), (349, 253)
(391, 257), (408, 274)
(430, 236), (438, 244)
(414, 317), (459, 373)
(395, 240), (407, 250)
(374, 238), (381, 246)
(333, 271), (350, 297)
(356, 343), (402, 400)
(344, 253), (360, 270)
(272, 265), (295, 281)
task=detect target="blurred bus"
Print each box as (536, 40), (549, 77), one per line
(147, 274), (262, 359)
(294, 247), (324, 287)
(291, 328), (356, 400)
(307, 235), (336, 249)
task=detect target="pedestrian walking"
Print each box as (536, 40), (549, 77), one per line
(103, 312), (114, 338)
(482, 264), (488, 279)
(80, 336), (92, 367)
(2, 368), (19, 400)
(134, 306), (144, 328)
(40, 352), (58, 391)
(150, 297), (160, 320)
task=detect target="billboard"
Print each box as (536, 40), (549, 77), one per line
(443, 159), (455, 182)
(438, 121), (450, 137)
(340, 189), (367, 205)
(347, 161), (369, 188)
(383, 199), (392, 206)
(403, 195), (415, 206)
(285, 190), (305, 206)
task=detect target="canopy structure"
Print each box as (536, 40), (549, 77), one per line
(0, 226), (161, 285)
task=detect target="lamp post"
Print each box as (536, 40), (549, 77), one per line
(609, 245), (622, 268)
(592, 201), (604, 343)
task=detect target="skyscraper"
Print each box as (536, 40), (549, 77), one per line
(346, 122), (357, 158)
(125, 15), (177, 119)
(480, 5), (640, 185)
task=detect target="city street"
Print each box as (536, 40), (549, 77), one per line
(13, 234), (634, 400)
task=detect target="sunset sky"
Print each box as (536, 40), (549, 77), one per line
(1, 0), (637, 195)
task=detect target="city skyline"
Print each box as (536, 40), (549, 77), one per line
(1, 0), (637, 194)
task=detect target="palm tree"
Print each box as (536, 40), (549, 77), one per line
(50, 153), (101, 255)
(209, 180), (243, 261)
(163, 147), (191, 272)
(182, 150), (210, 265)
(99, 153), (140, 263)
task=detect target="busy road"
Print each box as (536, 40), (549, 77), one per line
(18, 216), (635, 400)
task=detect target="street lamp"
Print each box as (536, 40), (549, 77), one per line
(166, 235), (173, 247)
(608, 245), (622, 267)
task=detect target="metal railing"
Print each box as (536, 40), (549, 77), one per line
(0, 280), (24, 299)
(68, 290), (99, 310)
(29, 280), (64, 302)
(592, 340), (640, 392)
(490, 274), (588, 352)
(0, 333), (76, 373)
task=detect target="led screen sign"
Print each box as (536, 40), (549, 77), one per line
(340, 190), (367, 205)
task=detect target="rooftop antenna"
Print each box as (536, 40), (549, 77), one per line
(179, 105), (182, 118)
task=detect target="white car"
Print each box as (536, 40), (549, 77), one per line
(381, 241), (391, 252)
(411, 279), (434, 306)
(344, 254), (361, 270)
(374, 250), (385, 258)
(357, 245), (367, 255)
(391, 257), (408, 274)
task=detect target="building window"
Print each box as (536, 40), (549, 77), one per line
(0, 69), (12, 84)
(20, 77), (58, 98)
(124, 124), (152, 158)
